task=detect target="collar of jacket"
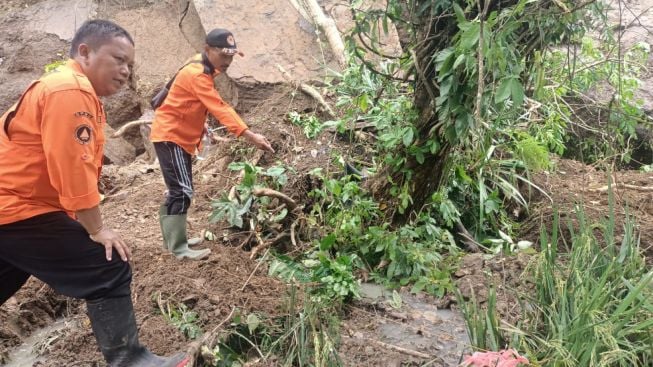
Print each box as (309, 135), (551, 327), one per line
(200, 52), (216, 75)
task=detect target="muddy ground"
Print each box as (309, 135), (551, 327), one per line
(1, 1), (652, 366)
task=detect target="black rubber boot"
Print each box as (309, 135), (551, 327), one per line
(86, 296), (189, 367)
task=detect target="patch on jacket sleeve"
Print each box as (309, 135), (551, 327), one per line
(74, 124), (92, 144)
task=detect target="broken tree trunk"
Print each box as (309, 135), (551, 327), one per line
(289, 0), (347, 68)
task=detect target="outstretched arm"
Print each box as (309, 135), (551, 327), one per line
(240, 129), (275, 153)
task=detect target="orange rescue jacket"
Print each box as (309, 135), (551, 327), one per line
(0, 60), (105, 225)
(150, 53), (248, 155)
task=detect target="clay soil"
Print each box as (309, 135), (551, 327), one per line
(1, 1), (653, 367)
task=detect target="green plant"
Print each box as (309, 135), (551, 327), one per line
(202, 286), (342, 367)
(44, 53), (66, 74)
(513, 136), (551, 172)
(268, 241), (360, 304)
(541, 36), (651, 165)
(308, 235), (361, 303)
(459, 199), (653, 366)
(288, 111), (324, 139)
(519, 206), (653, 366)
(307, 168), (459, 297)
(156, 298), (202, 340)
(209, 161), (290, 228)
(456, 286), (506, 352)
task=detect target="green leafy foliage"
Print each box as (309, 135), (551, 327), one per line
(288, 111), (324, 139)
(43, 53), (66, 74)
(209, 161), (290, 228)
(156, 299), (202, 340)
(514, 136), (551, 172)
(308, 245), (361, 303)
(541, 36), (651, 165)
(308, 168), (459, 297)
(459, 203), (653, 366)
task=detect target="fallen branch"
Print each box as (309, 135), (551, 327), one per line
(344, 334), (433, 359)
(111, 119), (151, 138)
(250, 232), (290, 259)
(290, 219), (299, 247)
(240, 248), (270, 291)
(252, 187), (298, 211)
(237, 231), (254, 250)
(276, 64), (336, 118)
(455, 220), (481, 253)
(186, 306), (236, 367)
(296, 0), (346, 68)
(324, 120), (376, 133)
(593, 183), (653, 192)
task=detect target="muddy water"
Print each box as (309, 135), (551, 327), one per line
(4, 319), (70, 367)
(358, 283), (470, 366)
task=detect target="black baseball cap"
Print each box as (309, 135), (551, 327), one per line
(206, 28), (244, 56)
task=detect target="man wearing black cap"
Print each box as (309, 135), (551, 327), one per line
(150, 28), (274, 260)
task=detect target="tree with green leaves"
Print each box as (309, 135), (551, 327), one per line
(350, 0), (597, 221)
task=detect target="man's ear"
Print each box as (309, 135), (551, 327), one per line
(77, 43), (91, 61)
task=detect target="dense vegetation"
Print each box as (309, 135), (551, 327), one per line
(195, 0), (653, 365)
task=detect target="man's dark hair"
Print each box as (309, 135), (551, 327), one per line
(69, 19), (134, 57)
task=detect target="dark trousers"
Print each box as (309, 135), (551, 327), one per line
(154, 141), (194, 215)
(0, 211), (132, 306)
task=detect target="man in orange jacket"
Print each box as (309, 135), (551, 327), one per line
(151, 28), (274, 260)
(0, 20), (188, 367)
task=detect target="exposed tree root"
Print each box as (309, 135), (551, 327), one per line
(252, 187), (298, 211)
(110, 119), (151, 138)
(276, 64), (336, 118)
(250, 231), (290, 259)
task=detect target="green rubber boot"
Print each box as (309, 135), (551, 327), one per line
(159, 205), (202, 248)
(160, 211), (211, 260)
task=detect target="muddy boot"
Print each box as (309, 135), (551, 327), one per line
(161, 212), (211, 260)
(86, 296), (189, 367)
(159, 205), (202, 248)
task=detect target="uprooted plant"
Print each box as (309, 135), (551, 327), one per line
(184, 285), (341, 366)
(209, 160), (305, 259)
